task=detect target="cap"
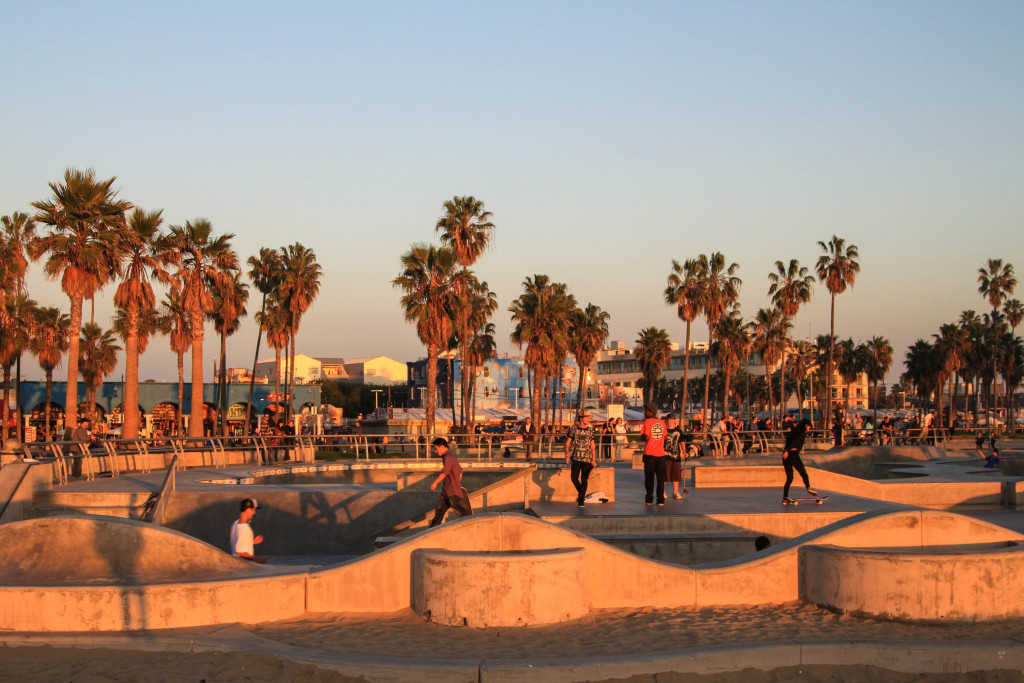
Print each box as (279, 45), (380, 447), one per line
(576, 409), (590, 418)
(240, 498), (258, 512)
(645, 402), (659, 414)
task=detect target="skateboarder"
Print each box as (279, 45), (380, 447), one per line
(428, 438), (473, 527)
(782, 418), (818, 504)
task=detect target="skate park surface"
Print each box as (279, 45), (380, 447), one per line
(2, 439), (1024, 681)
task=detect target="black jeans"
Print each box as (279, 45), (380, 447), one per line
(782, 450), (811, 499)
(429, 492), (474, 527)
(570, 460), (594, 504)
(643, 455), (667, 504)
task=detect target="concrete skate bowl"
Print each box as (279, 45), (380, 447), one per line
(948, 455), (1024, 477)
(806, 445), (944, 479)
(0, 516), (263, 586)
(0, 515), (307, 631)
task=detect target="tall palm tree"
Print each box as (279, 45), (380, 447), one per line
(768, 258), (814, 418)
(1, 295), (37, 440)
(277, 243), (321, 423)
(1, 212), (37, 296)
(711, 311), (750, 418)
(30, 168), (132, 428)
(245, 248), (283, 434)
(749, 307), (789, 422)
(256, 303), (290, 430)
(157, 289), (192, 435)
(569, 303), (610, 410)
(958, 310), (986, 422)
(903, 339), (940, 418)
(864, 336), (894, 427)
(77, 322), (120, 423)
(465, 321), (497, 424)
(696, 253), (741, 426)
(815, 236), (860, 431)
(435, 196), (495, 267)
(394, 244), (463, 434)
(932, 324), (967, 429)
(210, 271), (249, 435)
(978, 259), (1016, 424)
(112, 208), (171, 438)
(664, 258), (704, 419)
(460, 278), (498, 427)
(634, 327), (672, 407)
(163, 220), (237, 437)
(30, 306), (71, 440)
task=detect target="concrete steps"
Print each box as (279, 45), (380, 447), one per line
(25, 490), (154, 521)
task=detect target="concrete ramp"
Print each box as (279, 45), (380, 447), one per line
(0, 515), (263, 585)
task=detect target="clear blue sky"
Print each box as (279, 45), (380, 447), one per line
(2, 1), (1022, 384)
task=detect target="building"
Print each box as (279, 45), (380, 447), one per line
(254, 353), (323, 384)
(342, 356), (407, 385)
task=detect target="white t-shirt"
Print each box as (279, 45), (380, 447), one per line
(230, 520), (254, 556)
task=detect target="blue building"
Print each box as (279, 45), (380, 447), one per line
(453, 355), (580, 411)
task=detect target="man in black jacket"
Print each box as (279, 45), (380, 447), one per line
(782, 418), (818, 503)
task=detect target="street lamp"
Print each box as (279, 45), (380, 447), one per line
(510, 387), (519, 411)
(371, 389), (383, 412)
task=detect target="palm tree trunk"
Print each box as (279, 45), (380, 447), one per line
(577, 370), (586, 411)
(780, 346), (788, 424)
(44, 371), (53, 441)
(220, 330), (228, 436)
(288, 316), (297, 423)
(188, 312), (205, 438)
(244, 294), (266, 436)
(123, 306), (140, 439)
(426, 342), (438, 434)
(65, 296), (83, 429)
(703, 321), (713, 428)
(723, 373), (731, 418)
(177, 351), (185, 435)
(826, 293), (836, 432)
(764, 359), (774, 424)
(680, 322), (692, 420)
(273, 347), (282, 429)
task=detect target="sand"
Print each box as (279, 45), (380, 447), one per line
(3, 603), (1024, 681)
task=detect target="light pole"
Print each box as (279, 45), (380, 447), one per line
(372, 389), (383, 413)
(510, 387), (519, 411)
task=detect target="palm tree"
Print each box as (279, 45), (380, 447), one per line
(256, 303), (290, 430)
(210, 271), (249, 435)
(30, 168), (132, 429)
(711, 311), (750, 418)
(768, 258), (814, 418)
(569, 303), (610, 410)
(157, 289), (191, 435)
(245, 248), (283, 434)
(958, 310), (986, 423)
(978, 259), (1016, 425)
(1005, 299), (1024, 336)
(634, 327), (672, 407)
(394, 244), (463, 434)
(1, 295), (37, 440)
(30, 306), (71, 440)
(903, 339), (940, 418)
(836, 339), (867, 410)
(789, 340), (817, 420)
(864, 336), (894, 427)
(749, 307), (790, 422)
(1, 212), (37, 296)
(112, 208), (171, 438)
(664, 258), (704, 419)
(815, 236), (860, 431)
(696, 253), (741, 426)
(163, 219), (237, 437)
(465, 322), (497, 424)
(77, 322), (121, 423)
(277, 243), (321, 423)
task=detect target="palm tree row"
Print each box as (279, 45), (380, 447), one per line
(2, 166), (324, 441)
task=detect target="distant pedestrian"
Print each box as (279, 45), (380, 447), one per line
(519, 417), (535, 459)
(641, 403), (668, 506)
(565, 409), (597, 508)
(429, 438), (473, 527)
(782, 418), (818, 504)
(664, 413), (686, 499)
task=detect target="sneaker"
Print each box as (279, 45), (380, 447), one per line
(782, 498), (793, 506)
(806, 488), (818, 496)
(657, 501), (665, 506)
(672, 493), (683, 500)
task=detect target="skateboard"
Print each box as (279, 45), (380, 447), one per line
(782, 496), (830, 506)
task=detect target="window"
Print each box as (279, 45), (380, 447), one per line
(483, 366), (490, 378)
(503, 367), (509, 378)
(518, 367), (525, 379)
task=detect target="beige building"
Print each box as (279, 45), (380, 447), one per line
(342, 356), (407, 385)
(254, 353), (324, 385)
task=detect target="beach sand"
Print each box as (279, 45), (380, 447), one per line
(3, 603), (1024, 681)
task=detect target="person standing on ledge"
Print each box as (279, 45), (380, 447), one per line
(782, 418), (818, 504)
(429, 438), (473, 527)
(230, 498), (267, 563)
(641, 403), (668, 506)
(565, 409), (597, 508)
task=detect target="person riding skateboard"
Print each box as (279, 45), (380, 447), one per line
(782, 418), (818, 504)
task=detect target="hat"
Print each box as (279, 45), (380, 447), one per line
(576, 409), (590, 419)
(240, 498), (258, 512)
(645, 402), (659, 414)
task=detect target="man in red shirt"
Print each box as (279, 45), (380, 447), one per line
(428, 438), (473, 527)
(641, 403), (668, 506)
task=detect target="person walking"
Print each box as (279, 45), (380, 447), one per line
(664, 413), (686, 499)
(428, 438), (474, 527)
(613, 417), (627, 460)
(519, 417), (535, 459)
(782, 418), (818, 504)
(565, 409), (597, 508)
(641, 403), (668, 506)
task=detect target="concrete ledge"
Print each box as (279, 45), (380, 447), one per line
(412, 547), (587, 627)
(803, 541), (1024, 621)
